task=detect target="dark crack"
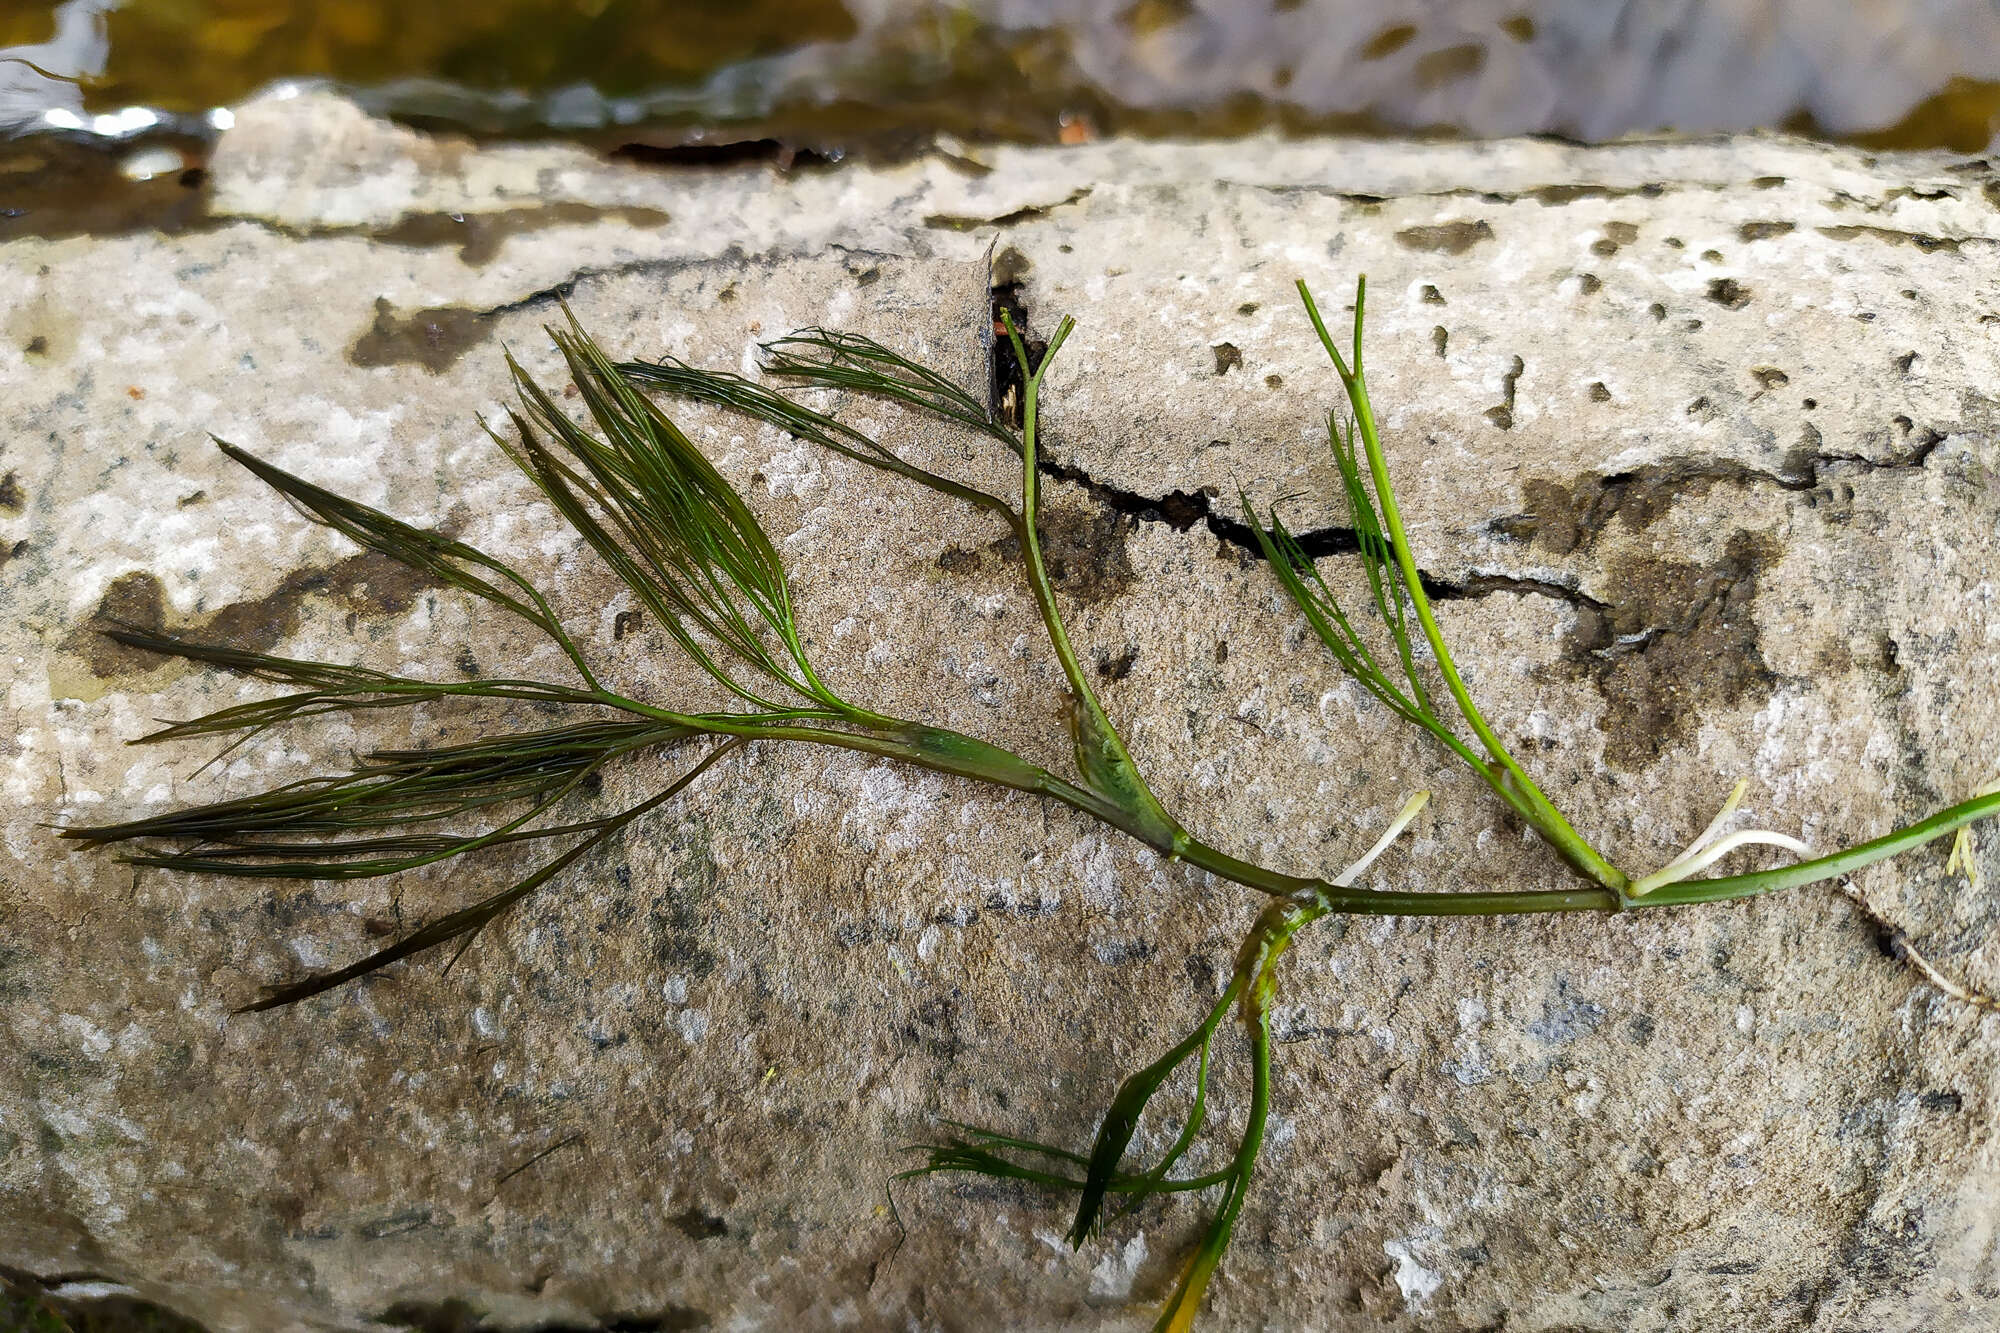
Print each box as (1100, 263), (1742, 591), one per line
(925, 186), (1093, 231)
(978, 265), (1982, 767)
(346, 258), (693, 372)
(988, 271), (1649, 608)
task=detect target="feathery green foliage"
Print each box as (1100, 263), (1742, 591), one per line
(61, 279), (2000, 1329)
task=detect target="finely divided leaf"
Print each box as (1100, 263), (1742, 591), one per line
(503, 311), (842, 713)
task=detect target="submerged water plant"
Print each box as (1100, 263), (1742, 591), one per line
(64, 277), (2000, 1327)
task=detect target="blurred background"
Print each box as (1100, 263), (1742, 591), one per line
(4, 0), (1999, 155)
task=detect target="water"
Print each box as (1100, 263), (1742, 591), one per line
(4, 0), (1998, 151)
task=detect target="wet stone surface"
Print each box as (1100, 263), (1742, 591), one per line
(1, 93), (1998, 1331)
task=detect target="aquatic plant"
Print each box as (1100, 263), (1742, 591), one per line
(64, 278), (1999, 1328)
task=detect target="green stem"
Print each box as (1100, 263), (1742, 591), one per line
(1633, 791), (2000, 906)
(1153, 995), (1271, 1333)
(1007, 312), (1090, 700)
(999, 311), (1181, 847)
(592, 682), (2000, 918)
(1296, 280), (1627, 897)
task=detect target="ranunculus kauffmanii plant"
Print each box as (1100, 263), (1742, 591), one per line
(65, 277), (1999, 1330)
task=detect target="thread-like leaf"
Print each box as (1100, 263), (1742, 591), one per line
(95, 626), (605, 748)
(65, 719), (681, 852)
(212, 440), (602, 688)
(618, 355), (1015, 517)
(1066, 984), (1238, 1245)
(503, 311), (843, 713)
(759, 327), (1016, 448)
(235, 738), (740, 1011)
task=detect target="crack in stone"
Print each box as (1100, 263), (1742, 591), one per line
(344, 258), (694, 371)
(924, 186), (1094, 231)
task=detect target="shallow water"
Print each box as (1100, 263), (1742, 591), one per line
(4, 0), (1998, 151)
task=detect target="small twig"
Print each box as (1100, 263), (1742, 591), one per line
(493, 1132), (584, 1191)
(1841, 885), (1999, 1012)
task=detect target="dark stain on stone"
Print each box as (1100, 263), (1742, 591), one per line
(1706, 278), (1752, 310)
(1894, 350), (1919, 375)
(1031, 504), (1138, 605)
(1648, 302), (1667, 321)
(0, 134), (215, 243)
(1750, 366), (1790, 390)
(991, 245), (1033, 286)
(1500, 14), (1536, 42)
(61, 550), (450, 694)
(1485, 353), (1524, 427)
(1094, 938), (1156, 966)
(1490, 469), (1796, 764)
(68, 571), (169, 679)
(1413, 43), (1487, 90)
(1525, 976), (1605, 1046)
(0, 471), (22, 513)
(941, 504), (1139, 605)
(1095, 644), (1139, 680)
(1211, 341), (1243, 375)
(613, 610), (644, 640)
(1577, 273), (1602, 295)
(1604, 221), (1639, 244)
(0, 538), (26, 570)
(1832, 1206), (1936, 1312)
(1396, 219), (1494, 254)
(1590, 237), (1620, 257)
(349, 297), (494, 373)
(198, 551), (439, 656)
(1817, 225), (1961, 254)
(1526, 183), (1657, 206)
(1738, 221), (1795, 242)
(1578, 531), (1784, 766)
(24, 335), (47, 355)
(1264, 373), (1283, 388)
(371, 203), (672, 266)
(1420, 284), (1446, 304)
(1493, 461), (1799, 557)
(1588, 381), (1611, 402)
(905, 991), (964, 1061)
(380, 1297), (484, 1332)
(1237, 301), (1259, 315)
(670, 1208), (729, 1240)
(1432, 326), (1449, 357)
(1359, 23), (1417, 59)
